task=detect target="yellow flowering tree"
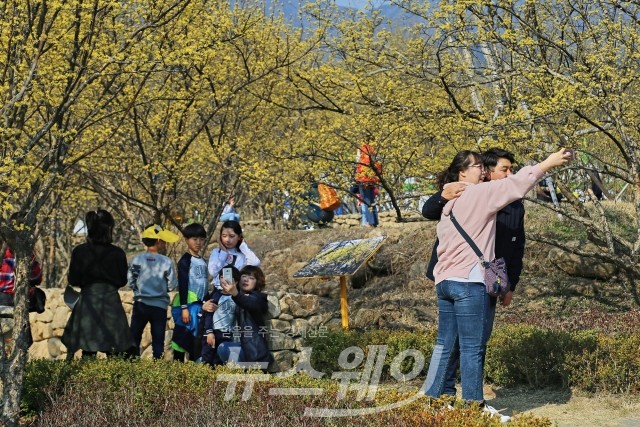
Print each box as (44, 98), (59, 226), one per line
(395, 0), (640, 291)
(64, 2), (328, 245)
(0, 1), (206, 424)
(250, 3), (455, 221)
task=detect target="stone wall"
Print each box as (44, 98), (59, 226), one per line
(9, 288), (323, 372)
(3, 209), (428, 371)
(241, 209), (425, 230)
(330, 210), (424, 228)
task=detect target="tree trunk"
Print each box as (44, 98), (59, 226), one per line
(0, 248), (33, 427)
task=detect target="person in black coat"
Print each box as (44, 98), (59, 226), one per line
(421, 148), (525, 396)
(62, 210), (134, 358)
(218, 265), (273, 370)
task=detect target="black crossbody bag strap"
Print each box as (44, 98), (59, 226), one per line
(449, 212), (485, 263)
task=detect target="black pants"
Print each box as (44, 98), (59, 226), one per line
(130, 301), (168, 359)
(200, 330), (232, 366)
(0, 292), (14, 306)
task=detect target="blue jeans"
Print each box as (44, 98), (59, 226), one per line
(217, 341), (244, 363)
(130, 301), (168, 359)
(358, 184), (378, 226)
(442, 296), (497, 395)
(425, 280), (492, 402)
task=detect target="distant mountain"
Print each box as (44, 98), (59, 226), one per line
(256, 0), (427, 30)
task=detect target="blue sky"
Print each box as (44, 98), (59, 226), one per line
(334, 0), (384, 8)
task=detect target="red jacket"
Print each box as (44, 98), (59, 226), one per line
(0, 247), (42, 294)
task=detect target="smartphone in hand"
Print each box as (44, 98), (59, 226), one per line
(222, 267), (233, 283)
(564, 148), (576, 159)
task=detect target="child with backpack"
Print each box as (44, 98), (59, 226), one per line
(170, 223), (209, 362)
(355, 144), (383, 227)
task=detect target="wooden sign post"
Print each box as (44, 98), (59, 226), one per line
(293, 236), (385, 330)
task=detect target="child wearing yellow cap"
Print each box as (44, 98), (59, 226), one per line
(128, 224), (179, 359)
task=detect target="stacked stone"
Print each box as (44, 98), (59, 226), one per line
(330, 211), (424, 228)
(21, 288), (327, 373)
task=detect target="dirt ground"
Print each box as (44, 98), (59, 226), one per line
(482, 386), (640, 426)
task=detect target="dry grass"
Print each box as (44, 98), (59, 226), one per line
(491, 387), (640, 427)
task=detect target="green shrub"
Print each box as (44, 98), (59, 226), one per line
(482, 325), (640, 394)
(484, 325), (576, 388)
(70, 358), (214, 420)
(379, 329), (435, 380)
(21, 326), (640, 425)
(305, 329), (366, 376)
(31, 359), (552, 426)
(34, 359), (228, 426)
(304, 328), (436, 380)
(21, 359), (80, 416)
(306, 326), (640, 395)
(565, 332), (640, 394)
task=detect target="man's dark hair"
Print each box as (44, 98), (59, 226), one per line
(482, 148), (516, 170)
(182, 223), (206, 239)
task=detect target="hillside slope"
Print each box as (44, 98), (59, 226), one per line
(243, 218), (640, 334)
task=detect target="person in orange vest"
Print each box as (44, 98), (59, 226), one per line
(355, 145), (382, 227)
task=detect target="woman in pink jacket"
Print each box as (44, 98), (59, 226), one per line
(424, 148), (571, 421)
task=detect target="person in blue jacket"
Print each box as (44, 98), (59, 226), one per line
(422, 148), (525, 397)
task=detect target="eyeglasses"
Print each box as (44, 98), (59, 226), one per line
(469, 164), (486, 171)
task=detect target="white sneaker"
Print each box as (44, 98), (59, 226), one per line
(483, 404), (511, 423)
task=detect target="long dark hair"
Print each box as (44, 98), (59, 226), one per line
(220, 220), (243, 249)
(85, 209), (115, 244)
(436, 150), (482, 190)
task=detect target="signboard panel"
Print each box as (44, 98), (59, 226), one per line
(293, 236), (384, 278)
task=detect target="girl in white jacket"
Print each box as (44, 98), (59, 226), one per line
(207, 220), (260, 291)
